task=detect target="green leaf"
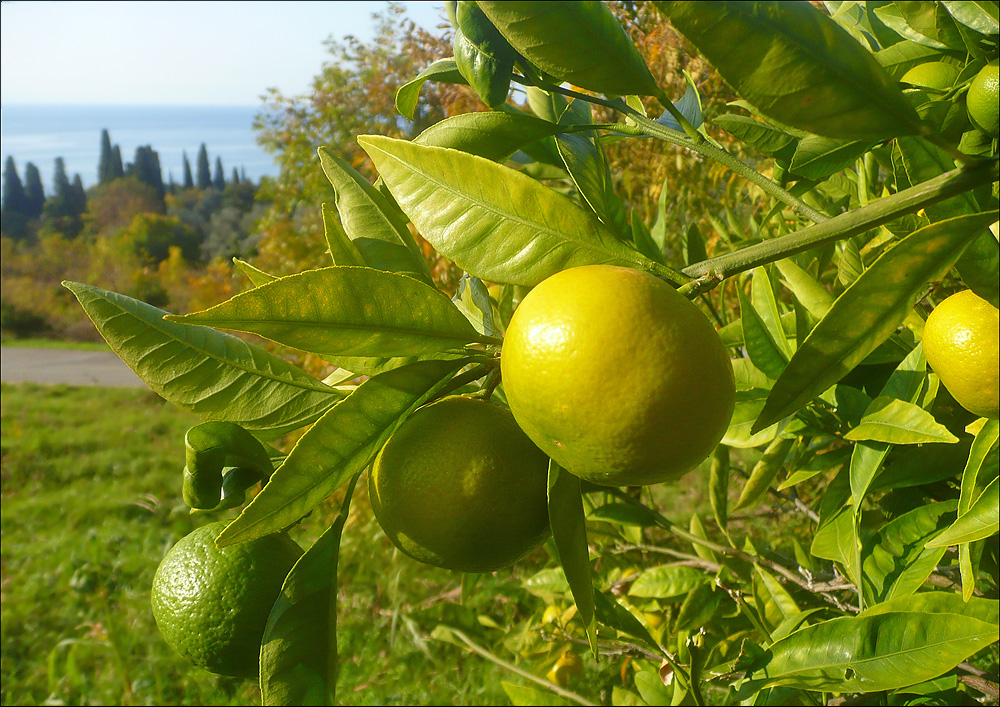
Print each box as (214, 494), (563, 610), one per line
(927, 477), (999, 547)
(788, 136), (874, 182)
(959, 419), (1000, 516)
(477, 1), (661, 97)
(873, 41), (941, 80)
(710, 446), (730, 535)
(359, 135), (666, 287)
(547, 461), (597, 654)
(753, 566), (801, 636)
(738, 288), (788, 380)
(941, 1), (1000, 34)
(658, 1), (922, 140)
(414, 111), (564, 162)
(588, 503), (657, 527)
(724, 390), (780, 449)
(453, 2), (515, 108)
(775, 258), (833, 320)
(217, 359), (464, 545)
(713, 114), (797, 159)
(733, 436), (794, 512)
(395, 59), (467, 120)
(233, 257), (277, 287)
(861, 500), (956, 605)
(753, 212), (998, 433)
(318, 149), (431, 283)
(748, 610), (998, 692)
(593, 591), (661, 655)
(849, 440), (892, 516)
(500, 681), (566, 707)
(752, 268), (792, 358)
(62, 281), (341, 441)
(873, 2), (966, 51)
(682, 222), (708, 266)
(320, 205), (365, 268)
(182, 422), (273, 511)
(845, 397), (959, 444)
(675, 583), (723, 633)
(861, 590), (999, 625)
(167, 267), (487, 360)
(628, 565), (709, 599)
(634, 671), (673, 707)
(260, 480), (358, 707)
(555, 132), (626, 235)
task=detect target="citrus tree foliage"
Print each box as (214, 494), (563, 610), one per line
(66, 1), (998, 705)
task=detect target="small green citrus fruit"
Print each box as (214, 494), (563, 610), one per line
(967, 60), (999, 137)
(151, 522), (302, 677)
(369, 396), (550, 572)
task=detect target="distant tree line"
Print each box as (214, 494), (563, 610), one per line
(2, 129), (262, 264)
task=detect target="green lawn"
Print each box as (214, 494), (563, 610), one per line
(0, 336), (110, 351)
(0, 384), (570, 706)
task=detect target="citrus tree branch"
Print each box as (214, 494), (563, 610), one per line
(678, 160), (1000, 297)
(510, 74), (830, 225)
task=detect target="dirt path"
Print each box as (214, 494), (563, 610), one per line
(0, 347), (149, 388)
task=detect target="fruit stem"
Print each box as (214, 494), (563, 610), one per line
(426, 363), (494, 403)
(677, 159), (1000, 297)
(444, 627), (600, 706)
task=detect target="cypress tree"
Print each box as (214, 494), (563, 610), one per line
(130, 145), (165, 201)
(182, 152), (194, 189)
(2, 156), (28, 215)
(111, 145), (124, 180)
(196, 143), (211, 189)
(23, 162), (46, 218)
(231, 167), (240, 185)
(98, 129), (116, 184)
(241, 167), (248, 184)
(213, 157), (225, 189)
(70, 174), (87, 216)
(52, 157), (72, 202)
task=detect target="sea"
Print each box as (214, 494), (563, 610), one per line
(0, 104), (281, 190)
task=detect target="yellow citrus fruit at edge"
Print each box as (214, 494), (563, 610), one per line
(369, 396), (551, 572)
(967, 60), (999, 137)
(151, 522), (302, 677)
(923, 290), (999, 420)
(501, 264), (736, 487)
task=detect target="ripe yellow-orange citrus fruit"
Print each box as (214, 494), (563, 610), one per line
(967, 60), (999, 137)
(151, 522), (302, 677)
(923, 290), (999, 419)
(501, 264), (735, 486)
(369, 396), (550, 572)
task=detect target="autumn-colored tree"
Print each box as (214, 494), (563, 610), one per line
(83, 177), (164, 237)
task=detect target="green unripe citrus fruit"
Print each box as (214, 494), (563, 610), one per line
(501, 264), (735, 487)
(369, 396), (550, 572)
(151, 522), (302, 677)
(923, 290), (999, 420)
(967, 60), (999, 137)
(901, 61), (960, 91)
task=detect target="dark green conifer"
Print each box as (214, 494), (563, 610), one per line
(182, 152), (194, 189)
(23, 162), (46, 218)
(2, 156), (28, 215)
(213, 157), (225, 189)
(98, 129), (116, 184)
(231, 167), (240, 185)
(111, 145), (124, 179)
(129, 145), (165, 200)
(196, 143), (211, 189)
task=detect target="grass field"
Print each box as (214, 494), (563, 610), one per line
(1, 383), (571, 706)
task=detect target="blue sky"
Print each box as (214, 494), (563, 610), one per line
(0, 1), (448, 106)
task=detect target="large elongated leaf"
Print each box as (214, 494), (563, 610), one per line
(788, 136), (874, 182)
(738, 289), (788, 380)
(712, 114), (797, 159)
(167, 267), (488, 359)
(318, 149), (431, 283)
(477, 1), (661, 97)
(628, 565), (709, 599)
(659, 1), (922, 139)
(861, 500), (956, 605)
(749, 610), (998, 692)
(547, 462), (596, 653)
(217, 359), (464, 545)
(260, 480), (357, 706)
(453, 2), (516, 109)
(861, 590), (999, 625)
(753, 212), (998, 433)
(414, 111), (565, 162)
(359, 136), (666, 286)
(927, 477), (999, 547)
(844, 396), (958, 444)
(63, 282), (340, 441)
